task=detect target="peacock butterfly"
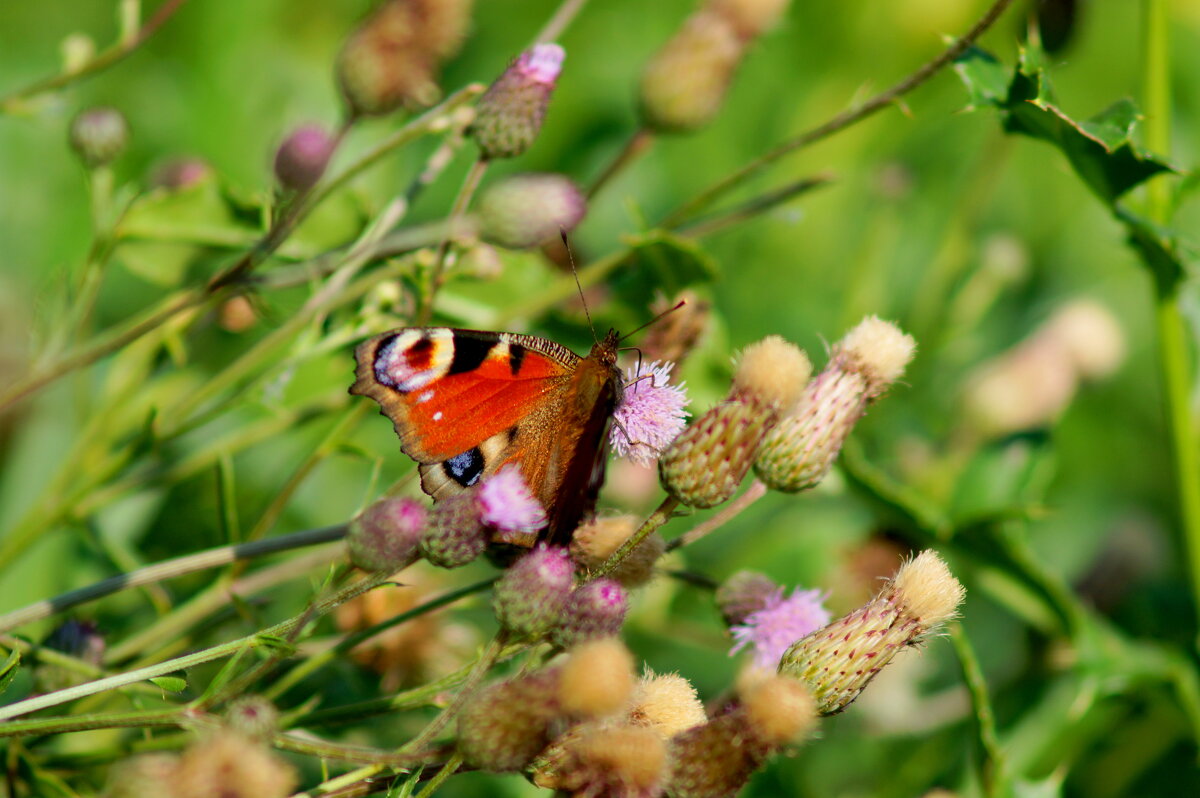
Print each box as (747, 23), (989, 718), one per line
(350, 327), (622, 547)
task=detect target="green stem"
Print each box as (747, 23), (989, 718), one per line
(667, 481), (764, 552)
(533, 0), (591, 43)
(661, 0), (1018, 226)
(591, 496), (679, 580)
(419, 157), (490, 325)
(0, 708), (183, 739)
(493, 246), (630, 327)
(587, 128), (654, 200)
(413, 751), (463, 798)
(949, 624), (1008, 797)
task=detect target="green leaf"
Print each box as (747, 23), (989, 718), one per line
(608, 229), (719, 309)
(0, 648), (20, 697)
(952, 46), (1009, 110)
(150, 675), (187, 693)
(1116, 207), (1190, 293)
(254, 634), (297, 655)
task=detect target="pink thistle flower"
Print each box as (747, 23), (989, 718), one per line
(730, 587), (830, 671)
(611, 360), (690, 467)
(478, 465), (548, 534)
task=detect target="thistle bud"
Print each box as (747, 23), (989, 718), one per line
(347, 497), (427, 572)
(559, 637), (636, 718)
(570, 516), (665, 588)
(471, 43), (564, 159)
(755, 317), (914, 493)
(553, 579), (628, 648)
(273, 124), (335, 191)
(779, 550), (964, 715)
(476, 173), (587, 249)
(419, 492), (487, 568)
(492, 545), (575, 638)
(69, 107), (128, 167)
(531, 723), (668, 798)
(628, 670), (707, 738)
(639, 11), (743, 134)
(173, 732), (296, 798)
(710, 0), (792, 39)
(224, 696), (279, 741)
(715, 570), (778, 626)
(150, 157), (212, 190)
(660, 336), (810, 507)
(107, 753), (180, 798)
(457, 670), (560, 771)
(336, 0), (472, 117)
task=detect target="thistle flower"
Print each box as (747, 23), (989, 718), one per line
(715, 570), (779, 626)
(730, 586), (830, 671)
(779, 550), (965, 715)
(531, 723), (668, 798)
(336, 0), (472, 116)
(570, 515), (666, 588)
(492, 544), (575, 638)
(558, 637), (636, 718)
(273, 124), (335, 191)
(471, 43), (565, 159)
(628, 670), (708, 738)
(420, 492), (487, 568)
(347, 496), (427, 571)
(611, 360), (690, 467)
(755, 316), (915, 493)
(660, 335), (811, 507)
(478, 464), (548, 540)
(553, 578), (628, 648)
(457, 670), (561, 771)
(476, 173), (587, 249)
(69, 107), (128, 167)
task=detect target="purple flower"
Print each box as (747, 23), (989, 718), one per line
(730, 587), (830, 671)
(516, 42), (565, 84)
(478, 465), (547, 534)
(611, 360), (690, 467)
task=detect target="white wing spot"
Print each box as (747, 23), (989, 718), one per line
(433, 411), (444, 421)
(418, 390), (435, 403)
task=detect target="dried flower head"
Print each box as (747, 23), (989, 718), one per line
(730, 586), (830, 671)
(559, 637), (636, 718)
(739, 672), (817, 746)
(471, 42), (565, 159)
(478, 464), (548, 538)
(611, 360), (691, 467)
(779, 550), (965, 715)
(69, 107), (129, 167)
(628, 670), (707, 738)
(273, 124), (335, 191)
(733, 335), (812, 412)
(756, 317), (914, 493)
(224, 696), (279, 741)
(476, 173), (587, 249)
(492, 544), (574, 638)
(347, 496), (427, 571)
(571, 515), (666, 588)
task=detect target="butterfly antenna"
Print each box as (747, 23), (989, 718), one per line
(618, 299), (687, 343)
(562, 230), (599, 344)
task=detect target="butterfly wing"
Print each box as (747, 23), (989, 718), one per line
(351, 327), (621, 544)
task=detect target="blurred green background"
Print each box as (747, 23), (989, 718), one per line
(2, 0), (1199, 796)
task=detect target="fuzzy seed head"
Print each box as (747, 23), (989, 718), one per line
(837, 316), (916, 394)
(658, 399), (775, 507)
(173, 732), (296, 798)
(778, 549), (964, 715)
(69, 107), (129, 168)
(715, 570), (779, 626)
(553, 579), (628, 648)
(420, 492), (487, 568)
(710, 0), (792, 38)
(559, 637), (636, 718)
(732, 335), (812, 411)
(740, 673), (816, 746)
(471, 43), (564, 159)
(639, 11), (743, 134)
(347, 497), (427, 571)
(628, 670), (707, 738)
(492, 544), (575, 638)
(477, 173), (587, 249)
(457, 671), (560, 772)
(273, 124), (335, 191)
(571, 516), (665, 588)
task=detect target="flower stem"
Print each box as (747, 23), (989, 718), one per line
(591, 495), (679, 580)
(533, 0), (592, 43)
(587, 128), (654, 199)
(667, 480), (766, 552)
(419, 157), (490, 324)
(413, 751), (464, 798)
(949, 624), (1009, 797)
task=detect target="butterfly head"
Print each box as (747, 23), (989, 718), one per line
(589, 329), (622, 368)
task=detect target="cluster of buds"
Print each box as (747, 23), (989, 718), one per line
(755, 316), (916, 493)
(471, 43), (565, 160)
(640, 0), (792, 134)
(961, 299), (1124, 438)
(336, 0), (472, 117)
(779, 550), (965, 715)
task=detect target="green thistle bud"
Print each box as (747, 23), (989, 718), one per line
(715, 570), (779, 626)
(347, 497), (427, 572)
(659, 336), (810, 507)
(755, 316), (915, 493)
(273, 124), (335, 191)
(639, 11), (743, 134)
(457, 670), (560, 772)
(492, 545), (575, 638)
(552, 579), (628, 648)
(471, 43), (564, 159)
(779, 550), (964, 715)
(419, 492), (487, 568)
(69, 107), (129, 168)
(476, 173), (586, 249)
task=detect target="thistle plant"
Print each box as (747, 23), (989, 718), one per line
(2, 1), (1198, 797)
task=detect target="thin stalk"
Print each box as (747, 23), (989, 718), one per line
(493, 246), (629, 327)
(413, 751), (463, 798)
(587, 128), (654, 199)
(667, 480), (766, 552)
(419, 157), (490, 324)
(949, 624), (1008, 797)
(533, 0), (591, 43)
(273, 736), (447, 768)
(0, 708), (183, 740)
(0, 526), (345, 635)
(591, 496), (679, 579)
(290, 764), (385, 798)
(672, 173), (835, 238)
(662, 0), (1018, 227)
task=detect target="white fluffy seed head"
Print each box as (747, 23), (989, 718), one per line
(838, 316), (916, 391)
(628, 670), (708, 738)
(892, 550), (965, 627)
(732, 335), (812, 411)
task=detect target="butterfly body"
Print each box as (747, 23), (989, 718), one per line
(351, 327), (622, 546)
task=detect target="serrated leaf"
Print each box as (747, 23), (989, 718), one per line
(150, 675), (187, 693)
(953, 46), (1009, 109)
(0, 649), (20, 697)
(1116, 207), (1190, 293)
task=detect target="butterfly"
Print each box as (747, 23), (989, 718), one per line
(351, 327), (623, 547)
